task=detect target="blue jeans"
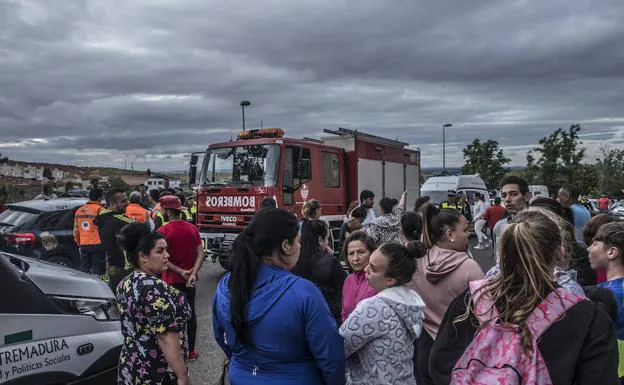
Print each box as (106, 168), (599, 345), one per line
(79, 244), (106, 275)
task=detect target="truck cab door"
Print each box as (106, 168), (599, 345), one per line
(283, 146), (311, 207)
(188, 151), (206, 187)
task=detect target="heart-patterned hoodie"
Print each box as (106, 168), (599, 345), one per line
(339, 285), (425, 385)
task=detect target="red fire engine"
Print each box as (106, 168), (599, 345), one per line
(188, 127), (421, 268)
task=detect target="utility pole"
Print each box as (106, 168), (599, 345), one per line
(240, 100), (251, 131)
(442, 123), (453, 170)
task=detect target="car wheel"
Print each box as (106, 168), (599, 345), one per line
(47, 255), (73, 268)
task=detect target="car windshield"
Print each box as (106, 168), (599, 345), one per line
(201, 144), (280, 187)
(0, 208), (38, 229)
(421, 190), (452, 205)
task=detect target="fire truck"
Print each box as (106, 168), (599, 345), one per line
(188, 127), (421, 268)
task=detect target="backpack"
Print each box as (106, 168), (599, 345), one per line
(451, 279), (584, 385)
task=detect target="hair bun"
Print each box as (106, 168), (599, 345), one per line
(119, 222), (151, 253)
(406, 240), (426, 259)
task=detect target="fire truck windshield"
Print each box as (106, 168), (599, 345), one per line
(201, 144), (280, 187)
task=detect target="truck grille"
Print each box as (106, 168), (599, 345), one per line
(198, 212), (255, 227)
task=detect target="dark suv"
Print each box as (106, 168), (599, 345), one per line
(0, 198), (87, 268)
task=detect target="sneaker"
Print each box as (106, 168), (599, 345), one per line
(474, 244), (485, 250)
(187, 351), (199, 362)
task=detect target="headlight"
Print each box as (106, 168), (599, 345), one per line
(53, 296), (120, 321)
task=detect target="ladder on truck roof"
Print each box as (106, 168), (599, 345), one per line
(323, 127), (409, 148)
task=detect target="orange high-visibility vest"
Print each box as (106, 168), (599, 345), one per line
(126, 203), (151, 223)
(151, 203), (161, 219)
(73, 201), (103, 246)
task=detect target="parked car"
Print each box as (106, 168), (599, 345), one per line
(62, 189), (90, 198)
(0, 198), (87, 268)
(611, 202), (624, 220)
(0, 251), (122, 384)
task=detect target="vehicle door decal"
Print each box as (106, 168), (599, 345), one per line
(4, 330), (33, 345)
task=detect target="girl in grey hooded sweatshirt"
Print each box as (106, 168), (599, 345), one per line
(340, 242), (425, 385)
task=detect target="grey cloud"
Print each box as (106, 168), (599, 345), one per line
(1, 0), (624, 171)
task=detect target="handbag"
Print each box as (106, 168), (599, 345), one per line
(218, 359), (230, 385)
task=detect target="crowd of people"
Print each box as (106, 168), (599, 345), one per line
(212, 178), (624, 385)
(51, 174), (624, 384)
(63, 180), (200, 384)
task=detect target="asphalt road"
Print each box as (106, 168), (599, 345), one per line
(188, 237), (496, 385)
(188, 259), (228, 385)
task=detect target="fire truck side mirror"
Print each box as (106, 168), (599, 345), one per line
(188, 155), (199, 185)
(189, 166), (197, 186)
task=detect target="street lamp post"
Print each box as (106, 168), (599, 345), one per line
(240, 101), (251, 131)
(442, 123), (453, 170)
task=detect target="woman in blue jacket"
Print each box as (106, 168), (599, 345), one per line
(212, 208), (345, 385)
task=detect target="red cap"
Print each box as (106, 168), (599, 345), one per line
(159, 195), (181, 210)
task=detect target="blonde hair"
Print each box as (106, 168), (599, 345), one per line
(457, 210), (562, 352)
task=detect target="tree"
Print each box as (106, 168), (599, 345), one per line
(575, 164), (600, 197)
(523, 150), (539, 184)
(461, 139), (511, 189)
(524, 124), (586, 194)
(596, 144), (624, 198)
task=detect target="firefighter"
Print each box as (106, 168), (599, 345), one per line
(126, 191), (154, 228)
(73, 188), (106, 275)
(579, 195), (594, 213)
(441, 192), (472, 221)
(187, 195), (197, 223)
(176, 194), (193, 222)
(441, 191), (460, 209)
(96, 188), (133, 290)
(458, 194), (473, 222)
(152, 190), (172, 230)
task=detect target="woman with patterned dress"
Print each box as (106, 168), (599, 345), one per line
(116, 222), (192, 385)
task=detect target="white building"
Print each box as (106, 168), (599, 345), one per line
(0, 162), (83, 185)
(144, 177), (181, 189)
(0, 163), (44, 180)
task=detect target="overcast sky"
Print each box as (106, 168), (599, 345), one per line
(1, 0), (623, 171)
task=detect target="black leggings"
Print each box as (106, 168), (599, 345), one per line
(416, 331), (435, 385)
(173, 284), (197, 353)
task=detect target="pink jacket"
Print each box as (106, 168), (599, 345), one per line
(341, 271), (377, 322)
(408, 245), (484, 339)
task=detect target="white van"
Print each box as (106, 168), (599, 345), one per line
(529, 185), (549, 200)
(421, 174), (490, 209)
